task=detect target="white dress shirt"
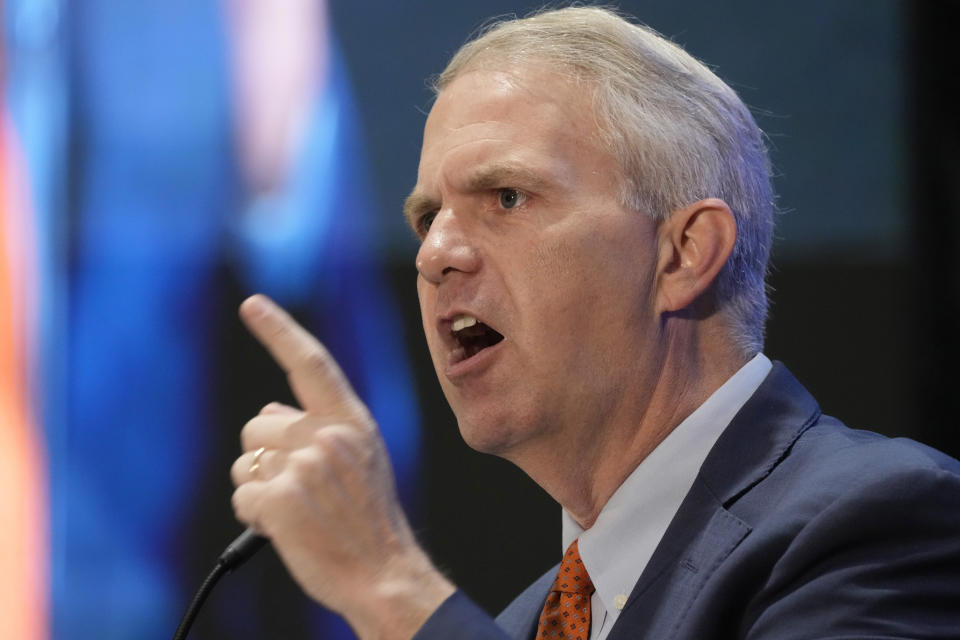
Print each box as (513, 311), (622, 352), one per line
(561, 354), (773, 640)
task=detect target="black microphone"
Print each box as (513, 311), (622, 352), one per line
(218, 527), (269, 570)
(172, 528), (269, 639)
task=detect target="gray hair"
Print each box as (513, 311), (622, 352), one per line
(433, 6), (775, 356)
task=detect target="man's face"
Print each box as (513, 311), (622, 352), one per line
(407, 64), (663, 462)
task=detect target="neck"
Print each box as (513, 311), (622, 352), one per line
(517, 322), (748, 529)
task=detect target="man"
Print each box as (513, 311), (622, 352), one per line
(230, 6), (960, 639)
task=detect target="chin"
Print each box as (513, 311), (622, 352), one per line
(455, 415), (519, 456)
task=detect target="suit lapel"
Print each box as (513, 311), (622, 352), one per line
(698, 363), (822, 509)
(607, 363), (821, 639)
(605, 477), (750, 639)
(495, 564), (555, 640)
(496, 364), (822, 640)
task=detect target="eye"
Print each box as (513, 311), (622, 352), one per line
(419, 211), (437, 235)
(498, 188), (526, 210)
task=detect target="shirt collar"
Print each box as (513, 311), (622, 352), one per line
(561, 353), (772, 624)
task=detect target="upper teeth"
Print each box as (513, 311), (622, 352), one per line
(452, 315), (478, 332)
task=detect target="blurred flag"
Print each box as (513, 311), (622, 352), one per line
(6, 0), (419, 637)
(1, 105), (48, 640)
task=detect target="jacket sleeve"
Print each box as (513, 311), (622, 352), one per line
(412, 591), (516, 640)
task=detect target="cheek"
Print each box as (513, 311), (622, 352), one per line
(416, 277), (433, 323)
(416, 281), (440, 356)
(527, 235), (586, 305)
(528, 233), (618, 310)
(527, 225), (656, 330)
(416, 280), (425, 311)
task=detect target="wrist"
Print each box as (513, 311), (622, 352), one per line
(346, 546), (456, 640)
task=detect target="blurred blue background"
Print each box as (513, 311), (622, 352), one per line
(2, 1), (956, 638)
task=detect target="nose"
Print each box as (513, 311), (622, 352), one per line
(415, 208), (479, 285)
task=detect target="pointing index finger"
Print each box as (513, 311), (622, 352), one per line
(239, 294), (359, 415)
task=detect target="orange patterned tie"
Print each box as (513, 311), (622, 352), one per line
(536, 539), (595, 640)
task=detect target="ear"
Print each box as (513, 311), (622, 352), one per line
(655, 198), (737, 314)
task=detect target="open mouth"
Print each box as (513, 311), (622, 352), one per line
(450, 314), (504, 363)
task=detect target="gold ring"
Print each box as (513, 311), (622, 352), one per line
(249, 446), (266, 478)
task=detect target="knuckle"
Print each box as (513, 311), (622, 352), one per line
(231, 487), (250, 521)
(281, 415), (305, 442)
(268, 318), (292, 343)
(259, 401), (302, 416)
(278, 420), (294, 443)
(240, 416), (263, 450)
(311, 426), (337, 446)
(259, 402), (279, 415)
(230, 456), (246, 486)
(313, 425), (369, 468)
(311, 425), (349, 453)
(299, 349), (331, 377)
(287, 446), (322, 477)
(262, 474), (301, 510)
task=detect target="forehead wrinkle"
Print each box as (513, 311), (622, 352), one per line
(410, 67), (597, 232)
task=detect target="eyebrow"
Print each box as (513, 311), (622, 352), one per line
(403, 191), (437, 232)
(403, 162), (554, 231)
(463, 162), (552, 193)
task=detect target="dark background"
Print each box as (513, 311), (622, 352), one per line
(196, 1), (959, 635)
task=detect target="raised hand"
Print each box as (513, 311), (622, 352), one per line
(230, 294), (454, 639)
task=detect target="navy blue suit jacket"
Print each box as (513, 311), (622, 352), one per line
(414, 364), (960, 639)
